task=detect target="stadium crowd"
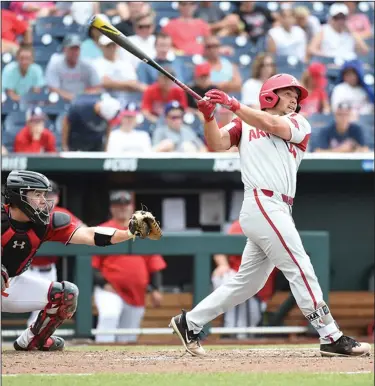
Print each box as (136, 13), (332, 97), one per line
(1, 1), (374, 154)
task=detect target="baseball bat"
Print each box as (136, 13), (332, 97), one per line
(88, 14), (203, 101)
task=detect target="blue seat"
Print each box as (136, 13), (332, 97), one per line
(34, 45), (61, 66)
(151, 2), (177, 11)
(2, 93), (20, 115)
(34, 16), (83, 38)
(358, 114), (374, 149)
(275, 56), (306, 80)
(174, 55), (196, 85)
(136, 117), (156, 134)
(309, 113), (333, 151)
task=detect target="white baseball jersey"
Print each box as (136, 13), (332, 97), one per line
(226, 113), (311, 198)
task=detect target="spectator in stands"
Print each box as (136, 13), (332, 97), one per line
(308, 3), (369, 60)
(293, 5), (321, 43)
(9, 2), (56, 21)
(99, 1), (128, 19)
(267, 8), (307, 62)
(93, 190), (166, 343)
(344, 1), (373, 39)
(14, 107), (56, 153)
(241, 53), (276, 108)
(137, 33), (184, 85)
(2, 145), (8, 155)
(212, 219), (278, 339)
(106, 103), (152, 153)
(187, 63), (216, 111)
(202, 36), (242, 93)
(141, 70), (188, 123)
(194, 1), (239, 37)
(94, 35), (146, 104)
(313, 103), (369, 153)
(115, 1), (151, 36)
(45, 34), (101, 102)
(81, 14), (111, 60)
(299, 62), (331, 117)
(120, 12), (156, 70)
(2, 44), (44, 101)
(232, 2), (275, 45)
(162, 2), (211, 55)
(61, 95), (121, 151)
(152, 101), (207, 152)
(1, 9), (32, 54)
(331, 59), (374, 116)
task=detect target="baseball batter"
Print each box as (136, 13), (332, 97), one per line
(1, 170), (162, 351)
(170, 74), (371, 358)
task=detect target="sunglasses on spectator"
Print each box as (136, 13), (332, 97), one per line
(205, 44), (220, 49)
(180, 2), (195, 5)
(167, 114), (183, 120)
(332, 14), (346, 20)
(261, 62), (275, 68)
(137, 24), (153, 29)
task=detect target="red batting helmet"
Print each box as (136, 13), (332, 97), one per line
(259, 74), (308, 113)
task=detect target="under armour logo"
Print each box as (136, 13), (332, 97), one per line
(13, 241), (25, 249)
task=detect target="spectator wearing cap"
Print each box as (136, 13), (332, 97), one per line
(267, 8), (307, 62)
(187, 63), (215, 111)
(308, 3), (368, 60)
(313, 103), (370, 153)
(61, 95), (121, 151)
(92, 190), (166, 343)
(94, 35), (146, 104)
(241, 53), (277, 108)
(344, 1), (373, 39)
(2, 44), (44, 102)
(26, 180), (84, 327)
(45, 34), (101, 102)
(1, 9), (32, 55)
(299, 62), (331, 118)
(331, 59), (374, 117)
(106, 103), (152, 153)
(137, 33), (185, 85)
(162, 2), (211, 55)
(294, 5), (321, 43)
(119, 12), (156, 70)
(202, 36), (242, 93)
(141, 69), (188, 123)
(13, 107), (56, 153)
(152, 101), (207, 152)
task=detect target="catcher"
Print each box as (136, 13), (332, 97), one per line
(1, 170), (162, 351)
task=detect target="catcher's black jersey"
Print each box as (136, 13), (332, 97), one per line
(1, 204), (80, 278)
(1, 204), (48, 277)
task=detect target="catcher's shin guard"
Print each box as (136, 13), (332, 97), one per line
(28, 281), (79, 350)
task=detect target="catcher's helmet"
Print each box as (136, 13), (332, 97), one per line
(259, 74), (308, 113)
(4, 170), (53, 225)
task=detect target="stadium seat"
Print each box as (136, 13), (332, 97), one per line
(1, 52), (14, 70)
(358, 114), (374, 149)
(151, 2), (178, 11)
(34, 16), (83, 38)
(274, 56), (305, 80)
(136, 116), (156, 135)
(2, 93), (20, 115)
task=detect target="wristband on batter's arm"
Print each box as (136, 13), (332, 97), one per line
(147, 271), (162, 292)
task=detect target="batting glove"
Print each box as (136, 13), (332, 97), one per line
(197, 98), (216, 122)
(205, 89), (240, 113)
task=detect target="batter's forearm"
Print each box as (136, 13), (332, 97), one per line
(235, 104), (278, 132)
(204, 120), (229, 151)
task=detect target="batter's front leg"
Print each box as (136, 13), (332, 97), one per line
(186, 239), (275, 334)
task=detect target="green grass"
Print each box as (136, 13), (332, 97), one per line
(3, 373), (373, 386)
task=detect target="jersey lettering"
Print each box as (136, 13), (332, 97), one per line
(249, 128), (270, 141)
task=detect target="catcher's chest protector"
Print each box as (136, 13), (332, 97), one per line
(1, 204), (47, 277)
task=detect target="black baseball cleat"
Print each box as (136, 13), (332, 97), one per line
(320, 335), (371, 357)
(14, 336), (65, 352)
(169, 310), (206, 357)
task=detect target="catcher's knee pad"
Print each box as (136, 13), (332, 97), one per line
(29, 281), (79, 349)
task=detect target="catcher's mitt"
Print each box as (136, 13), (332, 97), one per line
(1, 264), (9, 292)
(128, 210), (162, 240)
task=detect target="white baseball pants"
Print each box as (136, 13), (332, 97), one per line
(94, 286), (145, 343)
(187, 189), (343, 344)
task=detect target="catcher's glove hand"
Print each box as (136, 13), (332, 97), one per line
(128, 210), (162, 240)
(1, 264), (9, 292)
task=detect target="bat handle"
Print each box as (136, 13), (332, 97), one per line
(174, 79), (203, 101)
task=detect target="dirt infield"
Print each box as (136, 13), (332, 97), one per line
(2, 348), (373, 375)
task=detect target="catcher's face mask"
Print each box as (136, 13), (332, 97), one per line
(23, 189), (55, 225)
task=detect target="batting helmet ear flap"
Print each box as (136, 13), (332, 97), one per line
(295, 104), (301, 113)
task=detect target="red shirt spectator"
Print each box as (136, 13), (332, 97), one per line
(141, 73), (188, 123)
(10, 2), (56, 21)
(14, 106), (57, 153)
(162, 2), (210, 55)
(1, 10), (28, 43)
